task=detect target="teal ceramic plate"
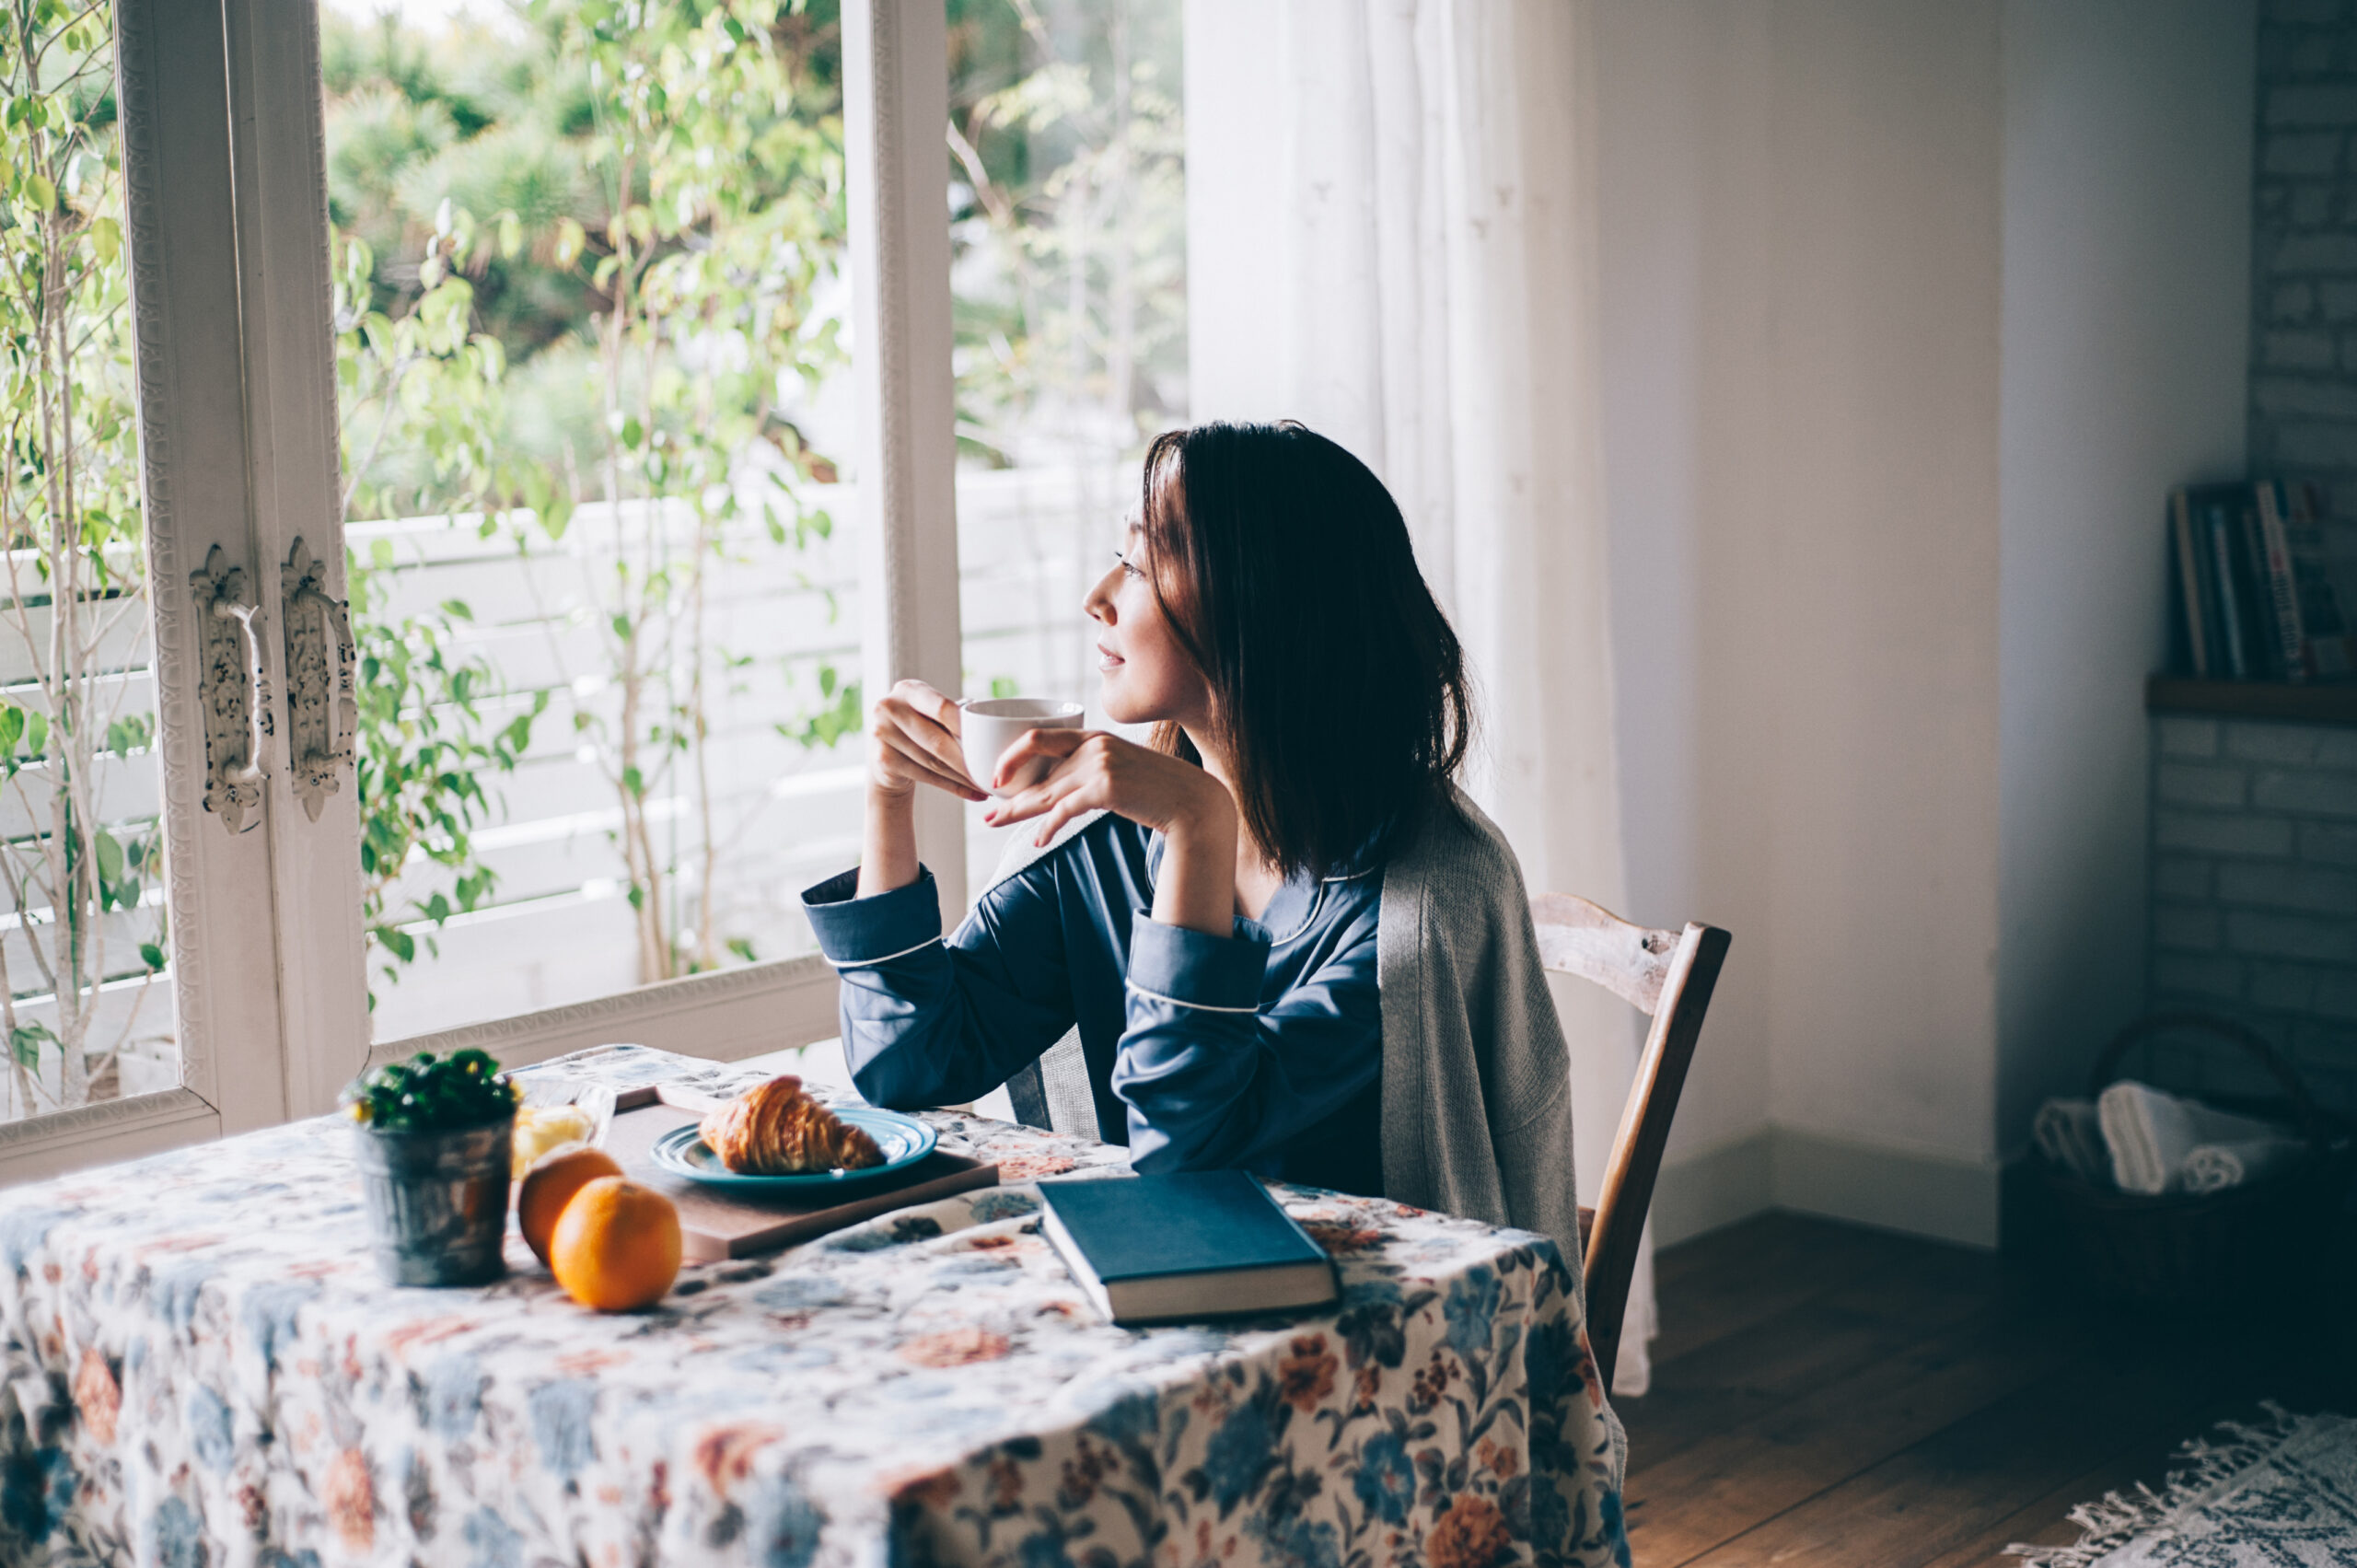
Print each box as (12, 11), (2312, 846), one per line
(647, 1109), (936, 1190)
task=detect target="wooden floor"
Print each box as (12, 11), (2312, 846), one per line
(1618, 1213), (2357, 1567)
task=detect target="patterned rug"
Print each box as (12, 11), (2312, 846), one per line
(2009, 1406), (2357, 1566)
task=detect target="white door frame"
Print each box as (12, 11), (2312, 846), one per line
(4, 0), (396, 1181)
(0, 0), (319, 1182)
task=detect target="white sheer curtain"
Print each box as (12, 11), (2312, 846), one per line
(1185, 0), (1655, 1393)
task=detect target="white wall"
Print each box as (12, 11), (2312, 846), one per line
(1994, 0), (2253, 1156)
(1749, 0), (2008, 1172)
(1595, 3), (1766, 1169)
(1598, 0), (2252, 1244)
(1598, 0), (2007, 1240)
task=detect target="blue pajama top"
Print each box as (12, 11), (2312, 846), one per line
(800, 814), (1385, 1197)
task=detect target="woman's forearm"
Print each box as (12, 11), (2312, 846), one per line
(1150, 803), (1237, 936)
(857, 785), (922, 899)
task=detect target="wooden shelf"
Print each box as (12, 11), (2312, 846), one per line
(2146, 675), (2357, 726)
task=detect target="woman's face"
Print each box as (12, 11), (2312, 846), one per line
(1083, 522), (1209, 729)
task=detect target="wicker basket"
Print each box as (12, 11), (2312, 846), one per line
(2037, 1010), (2353, 1311)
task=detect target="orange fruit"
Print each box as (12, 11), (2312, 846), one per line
(549, 1176), (681, 1312)
(517, 1143), (623, 1267)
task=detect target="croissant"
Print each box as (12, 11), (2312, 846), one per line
(699, 1075), (885, 1174)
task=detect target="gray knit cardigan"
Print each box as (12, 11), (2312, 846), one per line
(1371, 786), (1585, 1279)
(991, 787), (1586, 1286)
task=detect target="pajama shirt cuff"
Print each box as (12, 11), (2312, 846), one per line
(1124, 912), (1270, 1014)
(801, 866), (945, 968)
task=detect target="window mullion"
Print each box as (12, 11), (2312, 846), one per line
(843, 0), (969, 920)
(221, 0), (370, 1118)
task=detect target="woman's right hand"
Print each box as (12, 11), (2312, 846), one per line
(866, 679), (987, 803)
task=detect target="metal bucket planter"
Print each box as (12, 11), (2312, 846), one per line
(353, 1112), (515, 1286)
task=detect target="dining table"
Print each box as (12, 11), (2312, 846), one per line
(0, 1044), (1630, 1568)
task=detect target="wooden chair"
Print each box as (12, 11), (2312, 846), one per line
(1532, 893), (1730, 1397)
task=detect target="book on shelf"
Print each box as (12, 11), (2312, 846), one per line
(2186, 483), (2254, 678)
(2254, 482), (2307, 680)
(2210, 494), (2248, 677)
(1037, 1169), (1339, 1325)
(2170, 489), (2211, 677)
(2238, 490), (2284, 678)
(2166, 480), (2357, 683)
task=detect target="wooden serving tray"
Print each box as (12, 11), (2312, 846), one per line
(605, 1084), (1000, 1261)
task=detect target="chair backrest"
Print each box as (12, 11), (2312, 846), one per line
(1530, 891), (1730, 1398)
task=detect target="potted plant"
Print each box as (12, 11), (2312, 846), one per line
(344, 1049), (520, 1285)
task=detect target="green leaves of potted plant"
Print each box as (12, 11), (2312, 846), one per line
(343, 1049), (520, 1285)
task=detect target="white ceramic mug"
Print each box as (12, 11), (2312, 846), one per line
(958, 698), (1086, 796)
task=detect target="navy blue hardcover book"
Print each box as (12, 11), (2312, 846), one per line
(1038, 1169), (1340, 1324)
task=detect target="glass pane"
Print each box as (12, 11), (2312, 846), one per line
(323, 0), (865, 1040)
(946, 0), (1186, 889)
(0, 10), (180, 1125)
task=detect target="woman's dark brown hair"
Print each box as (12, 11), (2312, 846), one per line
(1137, 420), (1473, 879)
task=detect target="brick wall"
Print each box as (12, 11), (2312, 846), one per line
(2253, 0), (2357, 509)
(2149, 714), (2357, 1111)
(2185, 3), (2357, 1113)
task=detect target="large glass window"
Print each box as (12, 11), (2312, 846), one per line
(0, 10), (178, 1125)
(322, 0), (1187, 1040)
(322, 1), (866, 1040)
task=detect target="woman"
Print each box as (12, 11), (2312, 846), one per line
(801, 423), (1583, 1255)
(806, 427), (1624, 1567)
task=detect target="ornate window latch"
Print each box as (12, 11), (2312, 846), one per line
(280, 537), (356, 822)
(192, 544), (270, 834)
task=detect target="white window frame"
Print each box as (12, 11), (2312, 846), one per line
(0, 0), (966, 1184)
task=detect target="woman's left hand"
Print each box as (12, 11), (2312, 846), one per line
(985, 730), (1240, 935)
(983, 729), (1232, 846)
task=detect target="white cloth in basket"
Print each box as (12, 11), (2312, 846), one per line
(2180, 1137), (2303, 1195)
(2097, 1080), (2293, 1195)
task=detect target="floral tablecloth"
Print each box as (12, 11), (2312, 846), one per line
(0, 1045), (1627, 1568)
